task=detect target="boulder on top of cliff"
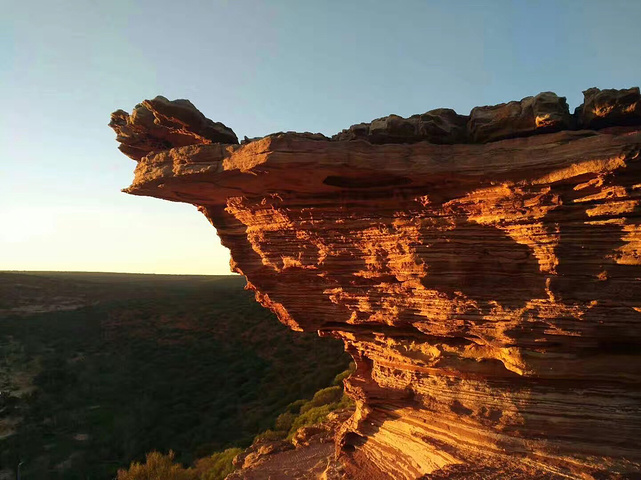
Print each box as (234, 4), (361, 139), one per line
(413, 108), (469, 144)
(109, 96), (238, 161)
(576, 87), (641, 129)
(264, 131), (329, 141)
(468, 91), (571, 143)
(332, 108), (468, 144)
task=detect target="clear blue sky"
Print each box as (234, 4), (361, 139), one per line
(1, 0), (640, 274)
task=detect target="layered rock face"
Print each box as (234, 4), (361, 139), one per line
(111, 88), (641, 479)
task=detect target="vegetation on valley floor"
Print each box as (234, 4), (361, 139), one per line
(116, 363), (355, 480)
(0, 272), (350, 479)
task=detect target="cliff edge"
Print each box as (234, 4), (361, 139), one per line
(110, 88), (641, 479)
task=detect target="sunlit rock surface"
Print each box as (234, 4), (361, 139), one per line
(111, 88), (641, 479)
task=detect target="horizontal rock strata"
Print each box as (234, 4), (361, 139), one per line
(111, 88), (641, 479)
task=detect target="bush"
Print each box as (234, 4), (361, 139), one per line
(287, 404), (335, 438)
(300, 386), (342, 413)
(253, 429), (287, 443)
(285, 399), (307, 414)
(286, 393), (350, 438)
(333, 362), (356, 386)
(274, 411), (295, 431)
(249, 373), (357, 446)
(195, 448), (242, 480)
(117, 448), (243, 480)
(116, 451), (197, 480)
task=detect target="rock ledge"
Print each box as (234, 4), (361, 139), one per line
(111, 88), (641, 479)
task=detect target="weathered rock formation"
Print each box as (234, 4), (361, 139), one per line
(111, 87), (641, 479)
(109, 95), (238, 161)
(228, 410), (351, 480)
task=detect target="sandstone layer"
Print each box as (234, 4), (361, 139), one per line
(111, 88), (641, 479)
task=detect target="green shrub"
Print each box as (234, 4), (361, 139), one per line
(287, 404), (335, 439)
(116, 451), (198, 480)
(285, 399), (307, 414)
(253, 429), (287, 443)
(287, 392), (353, 440)
(274, 411), (295, 431)
(333, 362), (356, 386)
(195, 447), (242, 480)
(118, 448), (243, 480)
(300, 386), (342, 413)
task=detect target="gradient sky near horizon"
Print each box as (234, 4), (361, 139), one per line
(2, 0), (640, 274)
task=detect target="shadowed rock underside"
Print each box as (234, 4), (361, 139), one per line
(111, 88), (641, 479)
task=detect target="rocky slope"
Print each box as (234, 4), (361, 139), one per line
(110, 88), (641, 479)
(227, 410), (351, 480)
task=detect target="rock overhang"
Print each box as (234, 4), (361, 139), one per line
(111, 87), (641, 479)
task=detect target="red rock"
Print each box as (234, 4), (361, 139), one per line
(111, 90), (641, 479)
(229, 410), (352, 479)
(108, 96), (237, 161)
(577, 86), (641, 129)
(232, 440), (294, 471)
(332, 108), (468, 144)
(468, 91), (571, 142)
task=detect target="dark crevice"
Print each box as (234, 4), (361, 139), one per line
(323, 174), (412, 189)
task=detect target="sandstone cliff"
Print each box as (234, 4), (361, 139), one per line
(110, 88), (641, 479)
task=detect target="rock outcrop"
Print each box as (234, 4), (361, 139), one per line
(109, 95), (238, 161)
(577, 87), (641, 129)
(332, 108), (468, 145)
(228, 410), (351, 480)
(111, 88), (641, 479)
(467, 91), (572, 142)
